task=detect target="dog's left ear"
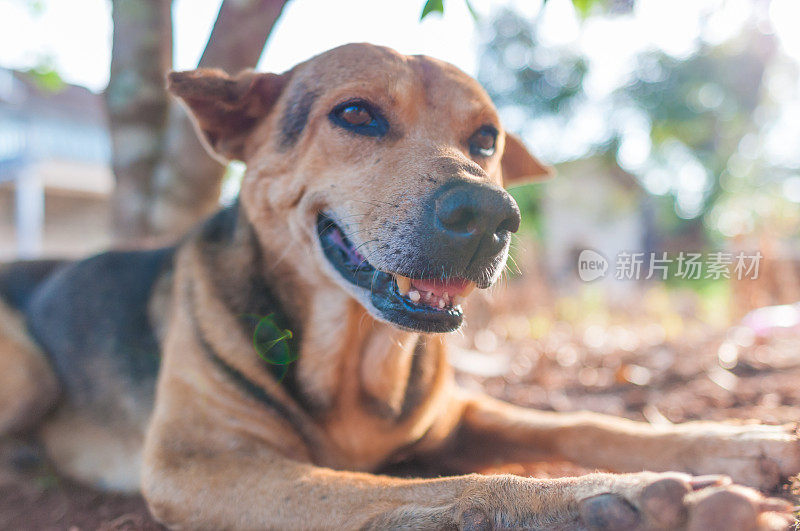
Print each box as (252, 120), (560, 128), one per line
(167, 68), (288, 162)
(501, 133), (554, 186)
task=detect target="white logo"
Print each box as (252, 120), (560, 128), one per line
(578, 249), (608, 282)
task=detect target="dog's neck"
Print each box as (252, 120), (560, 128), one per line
(256, 231), (426, 416)
(197, 203), (432, 417)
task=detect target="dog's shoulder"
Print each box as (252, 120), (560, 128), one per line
(25, 246), (176, 406)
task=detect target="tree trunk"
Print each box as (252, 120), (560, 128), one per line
(106, 0), (173, 244)
(148, 0), (290, 240)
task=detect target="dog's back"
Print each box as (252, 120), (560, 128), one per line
(0, 247), (175, 490)
(1, 248), (174, 409)
(0, 259), (67, 311)
(25, 248), (173, 407)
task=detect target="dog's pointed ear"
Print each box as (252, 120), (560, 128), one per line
(167, 68), (288, 162)
(501, 133), (554, 186)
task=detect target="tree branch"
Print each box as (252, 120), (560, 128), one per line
(148, 0), (290, 239)
(106, 0), (173, 243)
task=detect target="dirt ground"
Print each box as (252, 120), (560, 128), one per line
(1, 285), (799, 530)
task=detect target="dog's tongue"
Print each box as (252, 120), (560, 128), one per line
(411, 277), (472, 298)
(329, 224), (366, 264)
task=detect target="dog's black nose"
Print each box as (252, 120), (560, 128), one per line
(432, 182), (520, 263)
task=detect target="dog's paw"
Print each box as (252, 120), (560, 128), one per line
(578, 473), (795, 531)
(672, 422), (800, 490)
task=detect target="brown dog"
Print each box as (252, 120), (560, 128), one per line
(0, 43), (798, 529)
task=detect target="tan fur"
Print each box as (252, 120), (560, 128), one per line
(0, 43), (797, 529)
(40, 406), (147, 491)
(0, 301), (58, 433)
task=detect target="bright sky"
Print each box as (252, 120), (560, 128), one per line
(0, 0), (500, 92)
(1, 0), (799, 93)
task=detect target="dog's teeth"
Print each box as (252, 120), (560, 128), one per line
(425, 291), (433, 300)
(438, 298), (446, 309)
(408, 290), (421, 302)
(443, 292), (450, 304)
(462, 282), (476, 297)
(395, 275), (411, 296)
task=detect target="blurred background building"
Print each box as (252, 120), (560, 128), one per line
(0, 68), (112, 260)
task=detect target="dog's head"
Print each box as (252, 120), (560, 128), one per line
(169, 43), (551, 334)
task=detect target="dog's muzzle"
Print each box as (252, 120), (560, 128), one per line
(317, 181), (521, 333)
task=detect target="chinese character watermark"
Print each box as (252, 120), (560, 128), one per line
(577, 251), (762, 281)
(616, 252), (644, 280)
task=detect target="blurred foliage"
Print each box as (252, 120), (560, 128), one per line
(567, 0), (634, 17)
(25, 61), (65, 93)
(508, 183), (546, 239)
(420, 0), (631, 22)
(477, 6), (796, 246)
(618, 32), (774, 221)
(479, 10), (588, 117)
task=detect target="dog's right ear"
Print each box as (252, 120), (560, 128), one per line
(500, 133), (554, 186)
(167, 68), (288, 163)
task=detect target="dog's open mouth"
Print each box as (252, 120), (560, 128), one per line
(317, 213), (474, 333)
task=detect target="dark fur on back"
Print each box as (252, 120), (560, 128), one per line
(24, 247), (175, 416)
(0, 259), (68, 310)
(2, 204), (297, 422)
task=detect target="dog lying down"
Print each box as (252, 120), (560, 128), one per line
(0, 43), (798, 530)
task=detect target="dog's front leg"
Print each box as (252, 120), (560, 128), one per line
(450, 393), (800, 491)
(142, 436), (792, 530)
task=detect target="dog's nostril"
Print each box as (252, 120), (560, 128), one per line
(439, 205), (479, 234)
(436, 187), (483, 234)
(496, 212), (520, 234)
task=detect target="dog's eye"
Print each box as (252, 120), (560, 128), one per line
(329, 100), (388, 137)
(469, 126), (498, 157)
(340, 105), (372, 126)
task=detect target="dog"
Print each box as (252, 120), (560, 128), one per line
(0, 43), (798, 530)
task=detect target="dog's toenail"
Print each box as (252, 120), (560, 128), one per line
(580, 494), (640, 531)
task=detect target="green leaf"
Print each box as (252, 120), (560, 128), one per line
(572, 0), (596, 18)
(420, 0), (444, 20)
(252, 314), (296, 366)
(26, 67), (65, 93)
